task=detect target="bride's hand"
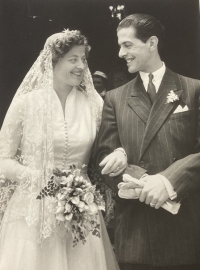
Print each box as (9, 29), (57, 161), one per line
(99, 150), (127, 177)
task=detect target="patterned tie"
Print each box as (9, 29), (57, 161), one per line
(147, 73), (156, 104)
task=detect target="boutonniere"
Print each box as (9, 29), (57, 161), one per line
(166, 90), (179, 104)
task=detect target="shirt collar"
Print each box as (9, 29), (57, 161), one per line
(139, 62), (166, 85)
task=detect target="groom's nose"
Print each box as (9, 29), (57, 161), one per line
(119, 47), (126, 58)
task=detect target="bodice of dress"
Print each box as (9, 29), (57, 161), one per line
(52, 87), (96, 170)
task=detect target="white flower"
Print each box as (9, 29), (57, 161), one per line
(77, 201), (86, 212)
(166, 90), (179, 104)
(65, 213), (73, 221)
(74, 175), (84, 184)
(81, 192), (94, 205)
(64, 203), (72, 213)
(60, 174), (73, 186)
(70, 196), (80, 205)
(55, 206), (65, 214)
(88, 202), (98, 215)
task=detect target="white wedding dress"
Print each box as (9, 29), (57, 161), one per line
(0, 88), (119, 270)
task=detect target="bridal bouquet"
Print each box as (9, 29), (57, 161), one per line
(37, 165), (105, 246)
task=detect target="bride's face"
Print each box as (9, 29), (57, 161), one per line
(53, 45), (87, 87)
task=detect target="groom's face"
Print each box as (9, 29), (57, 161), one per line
(117, 27), (151, 73)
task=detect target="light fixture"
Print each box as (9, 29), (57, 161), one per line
(109, 4), (125, 21)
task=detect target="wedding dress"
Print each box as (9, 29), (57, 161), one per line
(0, 45), (119, 270)
(0, 87), (119, 270)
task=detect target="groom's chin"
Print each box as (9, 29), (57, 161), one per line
(127, 66), (136, 74)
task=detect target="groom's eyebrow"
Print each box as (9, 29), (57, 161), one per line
(119, 41), (131, 47)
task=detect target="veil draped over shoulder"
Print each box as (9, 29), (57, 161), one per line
(0, 35), (103, 242)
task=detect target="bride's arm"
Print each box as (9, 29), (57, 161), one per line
(0, 96), (32, 184)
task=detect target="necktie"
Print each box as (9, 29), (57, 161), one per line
(147, 73), (156, 103)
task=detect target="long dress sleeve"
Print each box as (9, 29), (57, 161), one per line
(0, 96), (32, 184)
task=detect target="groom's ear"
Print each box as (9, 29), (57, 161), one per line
(148, 36), (158, 52)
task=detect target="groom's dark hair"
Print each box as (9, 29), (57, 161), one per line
(117, 13), (165, 55)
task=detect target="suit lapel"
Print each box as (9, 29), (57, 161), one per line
(127, 75), (152, 124)
(140, 68), (183, 159)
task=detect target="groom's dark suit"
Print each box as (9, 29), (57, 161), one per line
(95, 68), (200, 267)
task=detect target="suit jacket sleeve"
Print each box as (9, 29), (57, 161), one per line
(94, 91), (147, 193)
(159, 85), (200, 202)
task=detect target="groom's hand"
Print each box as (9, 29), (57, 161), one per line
(139, 175), (170, 209)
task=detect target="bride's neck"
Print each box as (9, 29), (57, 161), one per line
(53, 81), (73, 101)
(53, 81), (73, 112)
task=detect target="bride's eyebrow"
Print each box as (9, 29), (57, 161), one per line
(68, 55), (78, 58)
(68, 54), (86, 58)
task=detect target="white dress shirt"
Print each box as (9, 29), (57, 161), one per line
(139, 62), (177, 200)
(139, 62), (166, 92)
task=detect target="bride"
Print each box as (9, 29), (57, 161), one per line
(0, 30), (126, 270)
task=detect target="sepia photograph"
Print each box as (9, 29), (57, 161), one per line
(0, 0), (200, 269)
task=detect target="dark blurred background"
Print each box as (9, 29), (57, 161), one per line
(0, 0), (200, 126)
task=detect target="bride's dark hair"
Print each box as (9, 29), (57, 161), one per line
(51, 30), (91, 67)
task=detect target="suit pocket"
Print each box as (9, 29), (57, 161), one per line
(170, 108), (195, 120)
(168, 109), (196, 157)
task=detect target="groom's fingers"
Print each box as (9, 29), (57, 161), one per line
(155, 199), (165, 209)
(154, 190), (169, 209)
(139, 187), (148, 202)
(119, 182), (137, 189)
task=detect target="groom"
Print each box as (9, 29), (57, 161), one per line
(95, 14), (200, 270)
